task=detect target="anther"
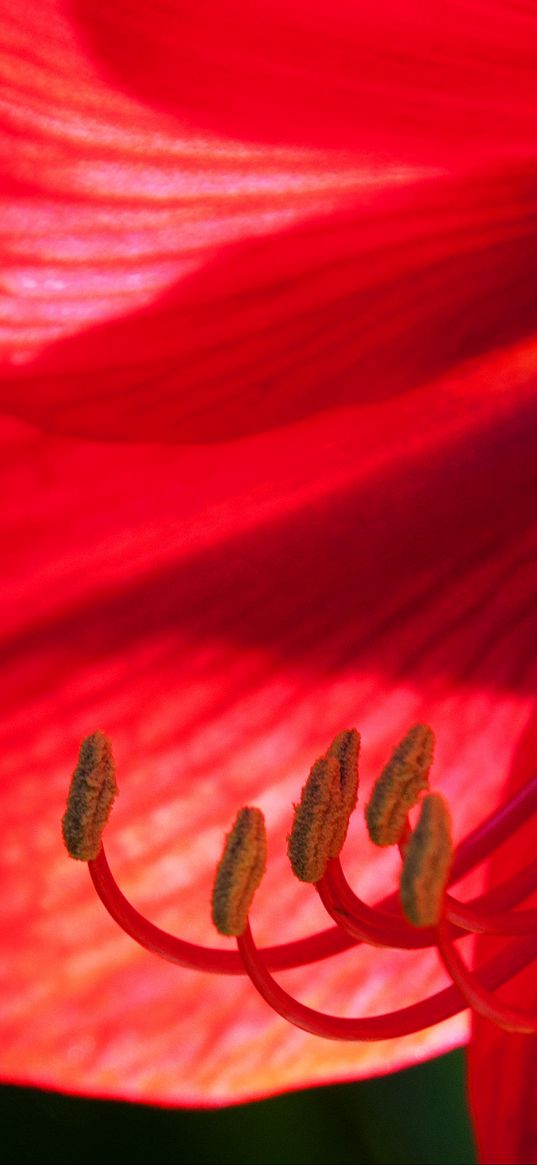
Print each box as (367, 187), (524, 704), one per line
(365, 724), (435, 846)
(400, 792), (453, 927)
(288, 729), (359, 882)
(62, 731), (118, 860)
(326, 729), (360, 856)
(212, 807), (267, 937)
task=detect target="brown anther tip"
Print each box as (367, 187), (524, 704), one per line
(288, 756), (340, 882)
(325, 728), (360, 857)
(400, 792), (453, 928)
(365, 723), (435, 846)
(211, 807), (267, 937)
(288, 728), (359, 883)
(62, 731), (118, 861)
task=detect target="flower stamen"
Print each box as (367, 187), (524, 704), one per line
(400, 792), (453, 927)
(236, 921), (537, 1041)
(318, 857), (439, 949)
(436, 917), (537, 1034)
(318, 852), (537, 948)
(445, 889), (537, 936)
(287, 729), (359, 882)
(325, 728), (361, 854)
(62, 731), (117, 860)
(212, 807), (267, 937)
(365, 724), (434, 846)
(64, 728), (536, 1040)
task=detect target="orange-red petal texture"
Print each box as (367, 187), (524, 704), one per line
(1, 332), (537, 1104)
(1, 0), (537, 1112)
(2, 2), (537, 441)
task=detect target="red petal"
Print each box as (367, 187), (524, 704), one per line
(4, 163), (537, 441)
(467, 714), (537, 1164)
(59, 0), (537, 156)
(2, 0), (537, 1107)
(1, 335), (537, 1103)
(2, 3), (537, 440)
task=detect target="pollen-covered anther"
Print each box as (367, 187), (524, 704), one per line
(288, 728), (360, 882)
(325, 728), (360, 856)
(62, 731), (118, 861)
(400, 792), (453, 928)
(365, 723), (435, 846)
(211, 807), (267, 937)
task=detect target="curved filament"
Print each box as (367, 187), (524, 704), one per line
(436, 917), (537, 1034)
(89, 846), (355, 973)
(237, 923), (537, 1040)
(89, 772), (537, 974)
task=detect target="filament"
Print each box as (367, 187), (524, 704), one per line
(436, 917), (537, 1034)
(237, 922), (537, 1041)
(89, 846), (353, 973)
(320, 855), (537, 945)
(88, 771), (537, 973)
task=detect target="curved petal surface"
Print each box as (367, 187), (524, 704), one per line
(2, 3), (537, 441)
(66, 0), (537, 157)
(2, 165), (537, 442)
(1, 333), (537, 1103)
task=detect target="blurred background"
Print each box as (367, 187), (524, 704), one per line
(3, 1048), (475, 1164)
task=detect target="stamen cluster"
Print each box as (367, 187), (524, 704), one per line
(63, 726), (537, 1042)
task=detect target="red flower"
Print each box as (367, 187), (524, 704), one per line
(1, 0), (536, 1152)
(467, 717), (537, 1165)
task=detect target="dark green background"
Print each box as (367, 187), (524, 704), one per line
(2, 1049), (475, 1164)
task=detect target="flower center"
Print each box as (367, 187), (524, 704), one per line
(62, 725), (537, 1039)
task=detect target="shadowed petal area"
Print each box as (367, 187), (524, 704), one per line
(3, 1), (537, 442)
(3, 0), (537, 1108)
(0, 0), (427, 419)
(3, 164), (537, 441)
(73, 0), (537, 159)
(1, 334), (537, 1103)
(467, 714), (537, 1164)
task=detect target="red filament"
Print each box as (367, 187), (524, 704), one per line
(237, 922), (537, 1040)
(86, 770), (537, 1039)
(436, 916), (537, 1034)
